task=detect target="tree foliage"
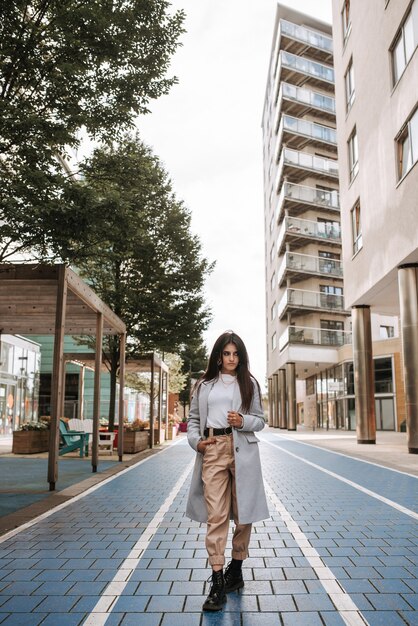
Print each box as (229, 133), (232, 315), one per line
(0, 0), (185, 260)
(73, 134), (213, 427)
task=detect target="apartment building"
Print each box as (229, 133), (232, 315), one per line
(331, 0), (418, 453)
(263, 4), (403, 437)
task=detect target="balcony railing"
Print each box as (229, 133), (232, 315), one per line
(279, 49), (334, 82)
(279, 19), (333, 55)
(277, 288), (346, 319)
(279, 114), (337, 145)
(279, 81), (335, 116)
(275, 148), (339, 190)
(277, 251), (343, 284)
(279, 182), (340, 211)
(277, 216), (341, 252)
(274, 82), (336, 134)
(279, 325), (352, 351)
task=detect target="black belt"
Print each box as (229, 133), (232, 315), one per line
(204, 426), (233, 437)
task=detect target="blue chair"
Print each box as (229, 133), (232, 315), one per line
(59, 420), (89, 458)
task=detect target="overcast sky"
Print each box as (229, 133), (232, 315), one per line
(137, 0), (333, 388)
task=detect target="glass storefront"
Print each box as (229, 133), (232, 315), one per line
(305, 356), (396, 431)
(0, 335), (41, 434)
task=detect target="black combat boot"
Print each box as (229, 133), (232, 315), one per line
(202, 569), (227, 611)
(224, 559), (244, 592)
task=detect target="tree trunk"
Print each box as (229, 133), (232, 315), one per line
(108, 344), (120, 431)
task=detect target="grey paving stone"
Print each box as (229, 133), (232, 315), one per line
(0, 597), (45, 613)
(271, 580), (307, 594)
(112, 595), (149, 613)
(362, 611), (410, 626)
(366, 592), (413, 610)
(258, 594), (296, 611)
(319, 612), (348, 625)
(170, 581), (204, 595)
(121, 614), (162, 626)
(242, 614), (281, 626)
(201, 611), (241, 625)
(281, 612), (323, 626)
(146, 594), (184, 612)
(294, 594), (335, 611)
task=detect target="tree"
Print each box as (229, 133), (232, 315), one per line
(74, 134), (213, 428)
(179, 337), (209, 414)
(0, 0), (185, 261)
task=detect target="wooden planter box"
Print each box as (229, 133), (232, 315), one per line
(123, 430), (149, 454)
(12, 430), (50, 454)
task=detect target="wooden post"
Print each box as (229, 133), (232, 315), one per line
(150, 353), (155, 448)
(78, 365), (85, 420)
(118, 332), (126, 461)
(92, 312), (103, 472)
(48, 265), (67, 491)
(157, 366), (163, 441)
(163, 370), (168, 436)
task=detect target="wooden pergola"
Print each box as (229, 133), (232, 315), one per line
(0, 264), (126, 490)
(63, 352), (169, 447)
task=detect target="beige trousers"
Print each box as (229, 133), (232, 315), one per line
(201, 434), (252, 566)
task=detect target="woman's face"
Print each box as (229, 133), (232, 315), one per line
(220, 342), (239, 375)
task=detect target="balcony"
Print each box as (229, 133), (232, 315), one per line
(274, 51), (334, 101)
(276, 183), (340, 222)
(276, 114), (337, 154)
(275, 82), (336, 129)
(275, 148), (338, 191)
(279, 325), (352, 351)
(277, 288), (349, 320)
(277, 251), (343, 286)
(279, 19), (333, 64)
(277, 216), (341, 254)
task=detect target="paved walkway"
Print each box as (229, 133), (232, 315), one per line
(0, 430), (416, 625)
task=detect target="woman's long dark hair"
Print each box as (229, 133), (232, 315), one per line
(198, 331), (261, 413)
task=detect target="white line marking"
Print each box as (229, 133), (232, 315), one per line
(265, 481), (369, 626)
(0, 439), (186, 545)
(271, 431), (418, 478)
(83, 459), (194, 626)
(262, 438), (418, 520)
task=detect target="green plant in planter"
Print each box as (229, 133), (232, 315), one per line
(18, 421), (49, 431)
(125, 419), (149, 431)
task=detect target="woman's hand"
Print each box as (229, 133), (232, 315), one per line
(197, 437), (216, 454)
(227, 411), (243, 428)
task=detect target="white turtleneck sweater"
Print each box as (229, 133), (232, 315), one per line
(206, 374), (237, 428)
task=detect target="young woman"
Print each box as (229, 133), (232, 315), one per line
(186, 331), (269, 611)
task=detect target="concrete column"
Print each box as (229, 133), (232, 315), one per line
(352, 306), (376, 444)
(398, 264), (418, 454)
(273, 374), (279, 428)
(267, 378), (273, 426)
(279, 369), (287, 428)
(286, 362), (296, 431)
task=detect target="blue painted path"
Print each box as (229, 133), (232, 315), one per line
(0, 436), (416, 626)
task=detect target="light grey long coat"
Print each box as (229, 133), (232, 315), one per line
(186, 378), (269, 524)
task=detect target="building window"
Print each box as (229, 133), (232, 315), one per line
(270, 272), (276, 292)
(351, 200), (363, 254)
(380, 325), (395, 339)
(341, 0), (351, 42)
(392, 0), (418, 84)
(320, 320), (344, 346)
(344, 58), (355, 111)
(348, 128), (359, 181)
(271, 302), (276, 321)
(375, 357), (393, 393)
(397, 107), (418, 179)
(272, 332), (277, 351)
